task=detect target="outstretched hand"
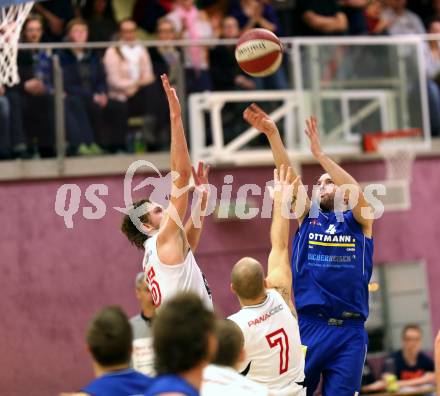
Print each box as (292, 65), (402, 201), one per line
(305, 116), (323, 158)
(191, 161), (211, 210)
(161, 74), (181, 118)
(271, 165), (301, 205)
(243, 103), (278, 137)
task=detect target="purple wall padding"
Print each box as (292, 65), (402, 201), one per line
(1, 157), (439, 395)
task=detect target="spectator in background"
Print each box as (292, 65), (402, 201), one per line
(60, 306), (153, 396)
(33, 0), (75, 41)
(166, 0), (214, 94)
(130, 272), (156, 376)
(81, 0), (118, 42)
(59, 18), (128, 153)
(145, 293), (217, 396)
(381, 0), (425, 35)
(363, 324), (435, 393)
(132, 0), (173, 34)
(104, 19), (156, 110)
(230, 0), (281, 36)
(0, 85), (26, 160)
(365, 0), (390, 35)
(424, 18), (440, 136)
(209, 16), (255, 91)
(387, 324), (435, 384)
(19, 15), (100, 157)
(295, 0), (348, 36)
(104, 19), (169, 150)
(339, 0), (369, 35)
(201, 319), (269, 396)
(18, 15), (56, 157)
(208, 6), (226, 39)
(148, 17), (182, 84)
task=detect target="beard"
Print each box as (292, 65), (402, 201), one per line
(319, 194), (335, 211)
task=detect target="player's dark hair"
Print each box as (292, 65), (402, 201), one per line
(86, 306), (133, 367)
(213, 319), (244, 367)
(153, 293), (215, 375)
(121, 199), (151, 250)
(402, 323), (422, 338)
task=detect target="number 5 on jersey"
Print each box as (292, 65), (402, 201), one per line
(146, 267), (162, 306)
(266, 328), (289, 374)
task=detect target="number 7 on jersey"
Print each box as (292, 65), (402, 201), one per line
(266, 328), (289, 374)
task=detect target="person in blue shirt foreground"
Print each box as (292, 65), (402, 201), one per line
(145, 292), (217, 396)
(60, 306), (153, 396)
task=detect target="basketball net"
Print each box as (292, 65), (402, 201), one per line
(0, 2), (34, 86)
(377, 139), (415, 182)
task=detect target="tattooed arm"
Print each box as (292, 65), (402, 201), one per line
(265, 166), (300, 317)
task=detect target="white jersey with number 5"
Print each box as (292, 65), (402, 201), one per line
(142, 233), (213, 310)
(228, 289), (305, 395)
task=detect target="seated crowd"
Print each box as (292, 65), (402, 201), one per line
(1, 0), (440, 159)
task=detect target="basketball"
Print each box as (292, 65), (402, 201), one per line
(235, 28), (283, 77)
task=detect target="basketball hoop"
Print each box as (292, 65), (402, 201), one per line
(363, 129), (422, 182)
(361, 129), (425, 212)
(376, 137), (416, 213)
(0, 1), (34, 86)
(378, 140), (415, 182)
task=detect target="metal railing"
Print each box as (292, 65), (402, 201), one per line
(8, 34), (438, 171)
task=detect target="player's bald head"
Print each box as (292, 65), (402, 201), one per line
(231, 257), (265, 300)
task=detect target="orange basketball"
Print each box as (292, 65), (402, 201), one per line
(235, 28), (283, 77)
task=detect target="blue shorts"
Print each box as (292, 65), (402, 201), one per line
(299, 315), (368, 396)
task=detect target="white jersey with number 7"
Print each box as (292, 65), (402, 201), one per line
(142, 233), (213, 310)
(228, 289), (305, 395)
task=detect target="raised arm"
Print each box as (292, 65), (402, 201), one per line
(157, 74), (192, 264)
(184, 162), (210, 253)
(305, 116), (373, 237)
(265, 165), (300, 316)
(243, 103), (311, 223)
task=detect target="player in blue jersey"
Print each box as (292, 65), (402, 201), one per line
(60, 306), (153, 396)
(145, 292), (217, 396)
(243, 105), (375, 396)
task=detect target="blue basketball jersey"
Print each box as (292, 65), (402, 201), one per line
(291, 207), (374, 320)
(81, 368), (152, 396)
(144, 374), (199, 396)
